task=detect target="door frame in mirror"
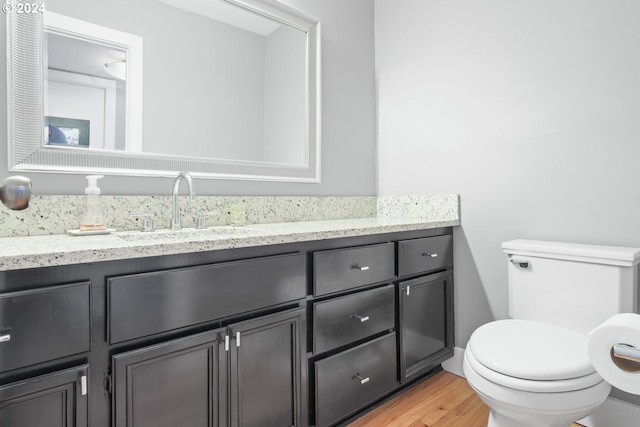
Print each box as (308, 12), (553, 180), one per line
(44, 11), (143, 153)
(7, 0), (321, 182)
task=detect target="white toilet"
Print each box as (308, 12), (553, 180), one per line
(463, 239), (640, 427)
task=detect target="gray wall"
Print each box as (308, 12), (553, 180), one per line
(0, 0), (377, 196)
(375, 0), (640, 405)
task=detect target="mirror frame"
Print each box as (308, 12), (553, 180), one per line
(7, 0), (321, 182)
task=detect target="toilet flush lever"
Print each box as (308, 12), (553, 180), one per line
(510, 257), (530, 269)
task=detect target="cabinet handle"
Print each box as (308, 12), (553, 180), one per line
(405, 285), (411, 296)
(0, 334), (10, 343)
(225, 335), (230, 351)
(354, 374), (370, 385)
(235, 331), (241, 347)
(422, 252), (438, 258)
(80, 375), (88, 396)
(353, 265), (370, 271)
(352, 314), (370, 323)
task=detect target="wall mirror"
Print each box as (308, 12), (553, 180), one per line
(8, 0), (321, 182)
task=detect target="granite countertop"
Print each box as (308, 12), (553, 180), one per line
(0, 217), (459, 271)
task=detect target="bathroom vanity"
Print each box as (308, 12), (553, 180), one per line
(0, 219), (455, 427)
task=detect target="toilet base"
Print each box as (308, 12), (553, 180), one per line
(488, 409), (573, 427)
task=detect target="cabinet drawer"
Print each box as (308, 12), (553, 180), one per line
(0, 283), (91, 372)
(315, 333), (397, 427)
(108, 253), (305, 344)
(398, 235), (453, 277)
(313, 243), (394, 296)
(313, 285), (394, 354)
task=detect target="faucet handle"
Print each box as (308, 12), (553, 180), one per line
(196, 210), (218, 229)
(131, 212), (155, 232)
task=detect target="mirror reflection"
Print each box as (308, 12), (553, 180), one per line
(45, 33), (128, 150)
(45, 0), (307, 165)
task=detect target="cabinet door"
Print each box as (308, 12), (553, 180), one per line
(398, 271), (454, 382)
(0, 364), (88, 427)
(229, 308), (306, 427)
(112, 329), (225, 427)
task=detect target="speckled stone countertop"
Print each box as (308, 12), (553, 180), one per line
(0, 216), (459, 271)
(0, 194), (460, 271)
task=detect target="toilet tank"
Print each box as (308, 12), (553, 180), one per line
(502, 240), (640, 334)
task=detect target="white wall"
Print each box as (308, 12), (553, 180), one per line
(375, 0), (640, 405)
(0, 0), (377, 196)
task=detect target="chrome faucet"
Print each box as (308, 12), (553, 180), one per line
(171, 172), (196, 230)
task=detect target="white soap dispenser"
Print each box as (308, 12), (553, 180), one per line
(79, 175), (106, 231)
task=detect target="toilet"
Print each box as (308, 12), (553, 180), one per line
(463, 239), (640, 427)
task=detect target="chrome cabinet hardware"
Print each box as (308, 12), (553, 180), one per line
(81, 375), (88, 396)
(351, 314), (370, 323)
(236, 331), (241, 347)
(405, 285), (411, 296)
(354, 373), (370, 384)
(352, 265), (370, 271)
(0, 333), (11, 342)
(225, 335), (230, 351)
(421, 252), (438, 258)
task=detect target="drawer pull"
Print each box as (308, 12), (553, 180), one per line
(352, 265), (370, 271)
(352, 314), (370, 323)
(0, 334), (10, 343)
(354, 373), (370, 385)
(80, 375), (88, 396)
(422, 252), (438, 258)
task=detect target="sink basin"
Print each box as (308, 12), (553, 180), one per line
(116, 226), (265, 243)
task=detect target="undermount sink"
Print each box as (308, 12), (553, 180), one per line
(116, 226), (265, 242)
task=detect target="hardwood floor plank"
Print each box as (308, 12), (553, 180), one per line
(347, 371), (585, 427)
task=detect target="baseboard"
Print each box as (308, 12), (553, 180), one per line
(441, 346), (465, 377)
(579, 396), (640, 427)
(444, 346), (640, 427)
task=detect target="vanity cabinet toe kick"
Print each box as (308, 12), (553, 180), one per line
(0, 226), (454, 427)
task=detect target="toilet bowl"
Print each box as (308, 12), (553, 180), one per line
(463, 319), (611, 427)
(464, 240), (640, 427)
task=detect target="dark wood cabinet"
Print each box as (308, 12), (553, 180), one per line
(108, 253), (305, 344)
(112, 308), (306, 427)
(229, 308), (306, 427)
(313, 243), (395, 296)
(112, 329), (226, 427)
(313, 285), (394, 354)
(0, 282), (90, 372)
(314, 333), (397, 427)
(398, 271), (454, 382)
(0, 364), (88, 427)
(0, 226), (454, 427)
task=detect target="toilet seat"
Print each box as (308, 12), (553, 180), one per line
(466, 319), (604, 393)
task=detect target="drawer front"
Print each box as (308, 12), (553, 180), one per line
(398, 235), (453, 278)
(315, 333), (397, 427)
(0, 283), (91, 372)
(108, 253), (305, 344)
(313, 243), (395, 296)
(313, 285), (394, 354)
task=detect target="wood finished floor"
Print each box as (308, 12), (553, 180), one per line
(347, 371), (584, 427)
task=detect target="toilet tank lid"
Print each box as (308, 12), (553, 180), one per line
(502, 239), (640, 267)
